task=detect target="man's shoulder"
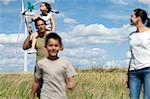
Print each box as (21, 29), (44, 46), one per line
(45, 30), (51, 34)
(37, 58), (48, 65)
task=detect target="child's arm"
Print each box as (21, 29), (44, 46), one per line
(30, 63), (42, 99)
(66, 60), (77, 90)
(32, 15), (39, 21)
(49, 15), (55, 32)
(31, 32), (39, 49)
(67, 76), (76, 90)
(30, 77), (40, 99)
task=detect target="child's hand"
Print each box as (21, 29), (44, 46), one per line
(28, 26), (32, 35)
(32, 16), (39, 21)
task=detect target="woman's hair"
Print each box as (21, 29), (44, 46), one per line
(41, 2), (52, 13)
(45, 33), (62, 45)
(34, 17), (46, 29)
(134, 8), (150, 27)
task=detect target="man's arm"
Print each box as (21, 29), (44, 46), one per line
(22, 34), (32, 50)
(30, 77), (40, 99)
(22, 27), (32, 50)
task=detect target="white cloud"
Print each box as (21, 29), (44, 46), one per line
(36, 0), (55, 4)
(55, 12), (79, 26)
(0, 0), (15, 5)
(0, 41), (129, 70)
(0, 23), (135, 71)
(60, 24), (136, 48)
(63, 18), (78, 26)
(0, 33), (25, 43)
(111, 0), (128, 5)
(104, 59), (128, 67)
(59, 47), (109, 68)
(0, 43), (35, 67)
(138, 0), (150, 5)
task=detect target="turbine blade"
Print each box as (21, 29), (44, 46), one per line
(22, 0), (25, 12)
(17, 15), (24, 44)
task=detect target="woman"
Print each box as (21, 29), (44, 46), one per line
(127, 8), (150, 99)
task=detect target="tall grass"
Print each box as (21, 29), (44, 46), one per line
(0, 68), (130, 99)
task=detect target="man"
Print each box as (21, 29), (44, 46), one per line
(23, 17), (50, 98)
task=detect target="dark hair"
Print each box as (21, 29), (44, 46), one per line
(41, 2), (51, 13)
(45, 33), (62, 46)
(134, 8), (150, 27)
(34, 17), (46, 29)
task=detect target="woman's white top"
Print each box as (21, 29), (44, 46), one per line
(129, 30), (150, 71)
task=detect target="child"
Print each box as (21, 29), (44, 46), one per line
(28, 2), (55, 54)
(30, 33), (77, 99)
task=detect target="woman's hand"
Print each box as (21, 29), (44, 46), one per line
(123, 75), (129, 88)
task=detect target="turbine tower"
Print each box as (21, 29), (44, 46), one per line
(21, 0), (28, 72)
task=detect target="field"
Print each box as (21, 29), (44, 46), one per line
(0, 68), (130, 99)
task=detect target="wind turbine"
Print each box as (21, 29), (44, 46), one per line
(20, 0), (35, 72)
(21, 0), (29, 72)
(20, 0), (59, 72)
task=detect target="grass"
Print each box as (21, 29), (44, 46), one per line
(0, 68), (130, 99)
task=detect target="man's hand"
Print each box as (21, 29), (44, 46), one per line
(28, 26), (32, 35)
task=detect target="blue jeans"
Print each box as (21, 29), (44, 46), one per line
(129, 67), (150, 99)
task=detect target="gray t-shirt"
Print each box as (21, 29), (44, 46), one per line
(34, 57), (77, 99)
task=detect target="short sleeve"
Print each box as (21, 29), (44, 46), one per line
(34, 63), (42, 79)
(47, 13), (52, 18)
(66, 61), (77, 78)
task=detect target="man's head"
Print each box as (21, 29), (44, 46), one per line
(34, 17), (46, 33)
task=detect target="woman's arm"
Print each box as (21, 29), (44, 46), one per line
(126, 58), (131, 88)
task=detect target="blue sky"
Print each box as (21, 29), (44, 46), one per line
(0, 0), (150, 71)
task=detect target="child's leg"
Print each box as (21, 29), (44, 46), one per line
(31, 38), (37, 49)
(31, 32), (38, 49)
(27, 32), (38, 54)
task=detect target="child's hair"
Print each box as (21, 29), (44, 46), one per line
(45, 33), (62, 45)
(34, 17), (46, 29)
(134, 8), (150, 27)
(41, 2), (52, 13)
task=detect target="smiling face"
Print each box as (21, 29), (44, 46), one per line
(46, 38), (62, 57)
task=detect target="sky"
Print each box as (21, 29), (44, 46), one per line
(0, 0), (150, 72)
